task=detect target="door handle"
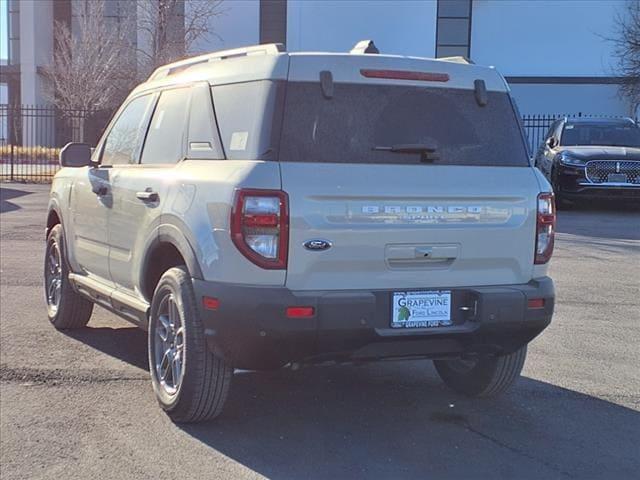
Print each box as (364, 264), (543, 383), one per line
(92, 185), (108, 196)
(136, 190), (159, 202)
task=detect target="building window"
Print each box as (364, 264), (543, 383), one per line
(436, 0), (472, 58)
(260, 0), (287, 47)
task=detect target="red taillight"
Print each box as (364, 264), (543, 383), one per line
(286, 306), (315, 318)
(535, 192), (556, 264)
(203, 296), (220, 311)
(243, 214), (279, 228)
(231, 189), (289, 269)
(527, 298), (545, 309)
(360, 69), (450, 82)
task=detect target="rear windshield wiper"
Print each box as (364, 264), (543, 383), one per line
(373, 143), (439, 162)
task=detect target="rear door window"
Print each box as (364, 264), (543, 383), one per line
(278, 82), (529, 166)
(141, 87), (189, 165)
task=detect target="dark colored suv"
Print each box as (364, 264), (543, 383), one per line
(535, 117), (640, 206)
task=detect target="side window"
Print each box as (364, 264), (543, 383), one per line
(140, 87), (189, 165)
(211, 81), (284, 161)
(187, 84), (225, 159)
(101, 94), (154, 166)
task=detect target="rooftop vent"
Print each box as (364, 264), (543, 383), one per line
(350, 40), (379, 54)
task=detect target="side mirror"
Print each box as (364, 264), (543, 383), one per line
(546, 137), (557, 149)
(59, 142), (92, 167)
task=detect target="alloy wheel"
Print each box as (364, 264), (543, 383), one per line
(45, 240), (63, 315)
(153, 293), (185, 396)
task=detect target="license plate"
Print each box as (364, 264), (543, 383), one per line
(607, 173), (627, 183)
(391, 291), (452, 328)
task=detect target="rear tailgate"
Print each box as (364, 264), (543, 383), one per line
(281, 163), (538, 290)
(280, 54), (539, 291)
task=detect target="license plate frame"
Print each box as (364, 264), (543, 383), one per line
(391, 290), (452, 329)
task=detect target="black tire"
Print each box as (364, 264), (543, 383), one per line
(44, 224), (93, 329)
(434, 346), (527, 397)
(555, 192), (571, 210)
(551, 169), (571, 210)
(148, 266), (232, 423)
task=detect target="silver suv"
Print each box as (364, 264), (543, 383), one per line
(45, 42), (556, 423)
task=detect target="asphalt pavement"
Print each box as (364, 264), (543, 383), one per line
(1, 183), (639, 480)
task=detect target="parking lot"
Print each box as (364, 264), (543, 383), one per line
(0, 183), (638, 480)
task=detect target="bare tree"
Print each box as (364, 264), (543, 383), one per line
(41, 0), (225, 142)
(136, 0), (225, 78)
(42, 0), (135, 113)
(610, 0), (640, 114)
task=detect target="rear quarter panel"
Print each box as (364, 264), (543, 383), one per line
(161, 160), (285, 285)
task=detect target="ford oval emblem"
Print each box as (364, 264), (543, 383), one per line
(303, 239), (332, 251)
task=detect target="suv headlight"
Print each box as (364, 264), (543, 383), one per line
(557, 152), (585, 167)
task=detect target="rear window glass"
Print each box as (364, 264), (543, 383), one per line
(278, 82), (529, 166)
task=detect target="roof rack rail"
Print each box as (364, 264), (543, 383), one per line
(148, 43), (285, 81)
(437, 56), (474, 65)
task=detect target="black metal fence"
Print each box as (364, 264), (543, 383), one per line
(0, 104), (111, 182)
(521, 114), (559, 155)
(0, 105), (637, 183)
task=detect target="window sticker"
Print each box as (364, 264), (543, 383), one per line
(229, 131), (249, 151)
(564, 125), (574, 129)
(154, 110), (165, 129)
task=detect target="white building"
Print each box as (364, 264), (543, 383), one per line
(1, 0), (637, 116)
(202, 0), (637, 117)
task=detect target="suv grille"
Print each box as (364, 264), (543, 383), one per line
(585, 160), (640, 184)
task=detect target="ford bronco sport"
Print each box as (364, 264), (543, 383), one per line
(45, 42), (555, 423)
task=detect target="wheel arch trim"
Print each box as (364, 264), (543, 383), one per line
(141, 223), (204, 287)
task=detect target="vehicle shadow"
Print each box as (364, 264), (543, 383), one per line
(179, 364), (639, 479)
(65, 326), (149, 371)
(68, 327), (639, 479)
(0, 186), (33, 214)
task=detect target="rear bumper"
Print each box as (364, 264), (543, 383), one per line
(192, 277), (555, 370)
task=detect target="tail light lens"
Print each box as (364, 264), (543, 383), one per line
(231, 189), (289, 269)
(535, 192), (556, 264)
